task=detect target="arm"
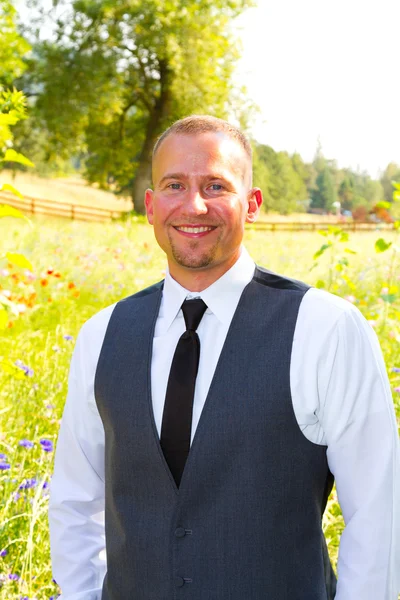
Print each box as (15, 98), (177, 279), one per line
(49, 307), (115, 599)
(321, 307), (400, 599)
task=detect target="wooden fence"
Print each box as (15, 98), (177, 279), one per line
(247, 221), (394, 231)
(0, 192), (128, 222)
(0, 192), (395, 231)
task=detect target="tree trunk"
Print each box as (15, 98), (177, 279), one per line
(131, 59), (171, 214)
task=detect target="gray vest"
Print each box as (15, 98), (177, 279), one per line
(94, 267), (336, 600)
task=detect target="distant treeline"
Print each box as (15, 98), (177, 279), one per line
(253, 142), (400, 216)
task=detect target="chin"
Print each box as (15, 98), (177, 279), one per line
(172, 250), (216, 270)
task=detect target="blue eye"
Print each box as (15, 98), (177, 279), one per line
(169, 183), (182, 190)
(210, 184), (223, 191)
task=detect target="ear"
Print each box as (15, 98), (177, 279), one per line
(245, 188), (263, 224)
(145, 189), (154, 224)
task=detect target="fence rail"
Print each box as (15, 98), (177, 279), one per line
(0, 192), (395, 230)
(247, 221), (394, 231)
(0, 192), (128, 222)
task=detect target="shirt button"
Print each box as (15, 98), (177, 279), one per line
(174, 576), (185, 588)
(174, 527), (186, 538)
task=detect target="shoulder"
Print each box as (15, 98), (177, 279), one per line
(300, 287), (364, 324)
(254, 266), (310, 293)
(296, 287), (374, 350)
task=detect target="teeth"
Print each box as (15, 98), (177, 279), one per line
(176, 226), (213, 233)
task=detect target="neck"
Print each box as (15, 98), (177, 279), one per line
(168, 253), (240, 292)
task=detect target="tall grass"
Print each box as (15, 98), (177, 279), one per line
(0, 216), (399, 598)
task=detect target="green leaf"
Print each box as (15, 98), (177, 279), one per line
(313, 243), (331, 260)
(0, 183), (23, 198)
(2, 149), (34, 167)
(375, 201), (391, 210)
(380, 294), (397, 304)
(339, 232), (349, 242)
(394, 221), (400, 230)
(0, 204), (25, 219)
(315, 279), (326, 289)
(392, 182), (400, 191)
(0, 113), (19, 126)
(0, 309), (8, 330)
(5, 252), (33, 270)
(0, 360), (26, 380)
(344, 248), (357, 254)
(375, 238), (392, 253)
(328, 226), (342, 236)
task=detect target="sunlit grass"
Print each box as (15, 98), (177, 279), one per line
(0, 216), (399, 598)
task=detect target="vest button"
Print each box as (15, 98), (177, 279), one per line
(174, 576), (185, 588)
(174, 527), (186, 538)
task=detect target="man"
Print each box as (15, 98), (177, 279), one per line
(49, 115), (400, 599)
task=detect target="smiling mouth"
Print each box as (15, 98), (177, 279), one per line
(174, 226), (216, 234)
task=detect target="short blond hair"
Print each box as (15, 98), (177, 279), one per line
(153, 115), (252, 161)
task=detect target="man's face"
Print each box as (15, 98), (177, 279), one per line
(145, 132), (262, 285)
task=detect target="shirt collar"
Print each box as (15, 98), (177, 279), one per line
(161, 247), (255, 331)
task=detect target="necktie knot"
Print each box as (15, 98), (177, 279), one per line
(182, 299), (207, 332)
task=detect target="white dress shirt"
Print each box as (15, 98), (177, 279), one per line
(49, 247), (400, 600)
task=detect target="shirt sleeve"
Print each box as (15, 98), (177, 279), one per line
(49, 306), (114, 599)
(318, 304), (400, 600)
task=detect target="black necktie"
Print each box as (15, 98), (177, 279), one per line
(160, 298), (207, 487)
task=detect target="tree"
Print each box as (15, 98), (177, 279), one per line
(21, 0), (254, 213)
(380, 162), (400, 203)
(253, 144), (308, 214)
(310, 168), (337, 211)
(0, 0), (30, 88)
(338, 173), (354, 211)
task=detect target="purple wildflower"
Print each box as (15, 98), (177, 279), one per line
(0, 463), (10, 470)
(43, 480), (49, 489)
(394, 387), (400, 393)
(63, 335), (73, 341)
(8, 573), (19, 580)
(0, 453), (7, 460)
(40, 439), (53, 452)
(392, 367), (400, 373)
(19, 478), (37, 490)
(0, 549), (7, 557)
(14, 360), (34, 377)
(19, 439), (34, 449)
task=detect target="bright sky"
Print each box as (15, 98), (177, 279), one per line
(234, 0), (400, 177)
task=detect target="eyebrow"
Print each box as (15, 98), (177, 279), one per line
(158, 172), (233, 186)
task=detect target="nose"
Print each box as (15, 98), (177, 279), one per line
(186, 189), (208, 215)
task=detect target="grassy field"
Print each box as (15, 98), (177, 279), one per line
(0, 171), (132, 211)
(0, 214), (399, 598)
